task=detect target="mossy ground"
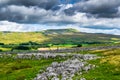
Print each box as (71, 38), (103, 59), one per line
(0, 48), (120, 80)
(73, 48), (120, 80)
(0, 56), (67, 80)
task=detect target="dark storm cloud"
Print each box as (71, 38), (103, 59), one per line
(0, 0), (120, 24)
(1, 0), (120, 35)
(0, 5), (56, 23)
(65, 0), (120, 18)
(0, 0), (60, 23)
(0, 0), (59, 10)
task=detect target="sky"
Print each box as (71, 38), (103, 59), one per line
(0, 0), (120, 35)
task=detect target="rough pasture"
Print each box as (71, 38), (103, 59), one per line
(0, 53), (98, 80)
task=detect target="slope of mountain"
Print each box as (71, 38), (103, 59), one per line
(42, 28), (78, 35)
(0, 28), (120, 45)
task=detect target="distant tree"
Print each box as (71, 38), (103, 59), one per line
(0, 49), (2, 52)
(20, 41), (39, 45)
(0, 43), (4, 45)
(12, 45), (31, 51)
(77, 44), (82, 47)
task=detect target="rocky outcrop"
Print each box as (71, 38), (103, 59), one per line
(34, 54), (97, 80)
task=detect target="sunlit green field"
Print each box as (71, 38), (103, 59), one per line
(0, 56), (67, 80)
(0, 29), (120, 80)
(0, 48), (120, 80)
(1, 30), (120, 52)
(73, 48), (120, 80)
(0, 32), (47, 44)
(1, 29), (120, 45)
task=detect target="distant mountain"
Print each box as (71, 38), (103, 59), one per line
(42, 28), (78, 35)
(0, 28), (120, 44)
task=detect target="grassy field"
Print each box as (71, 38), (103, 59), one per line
(0, 29), (120, 80)
(0, 32), (47, 44)
(73, 48), (120, 80)
(0, 48), (120, 80)
(0, 55), (67, 80)
(0, 29), (120, 45)
(0, 29), (120, 52)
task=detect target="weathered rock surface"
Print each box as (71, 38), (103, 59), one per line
(34, 54), (97, 80)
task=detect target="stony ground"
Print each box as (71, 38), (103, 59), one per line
(0, 53), (98, 80)
(32, 53), (98, 80)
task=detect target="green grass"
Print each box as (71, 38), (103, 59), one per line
(1, 48), (120, 80)
(0, 32), (47, 44)
(1, 29), (120, 52)
(73, 59), (120, 80)
(0, 29), (120, 53)
(1, 29), (120, 45)
(0, 56), (67, 80)
(1, 29), (120, 79)
(73, 48), (120, 80)
(0, 47), (11, 51)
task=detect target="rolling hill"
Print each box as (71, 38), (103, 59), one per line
(0, 28), (120, 45)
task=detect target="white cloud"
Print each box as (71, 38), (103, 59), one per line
(77, 27), (120, 35)
(1, 20), (120, 35)
(0, 3), (120, 35)
(1, 5), (120, 27)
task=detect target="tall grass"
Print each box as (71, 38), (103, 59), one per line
(0, 55), (67, 80)
(73, 48), (120, 80)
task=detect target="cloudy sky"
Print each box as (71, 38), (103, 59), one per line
(0, 0), (120, 35)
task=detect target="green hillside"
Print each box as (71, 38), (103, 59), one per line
(0, 28), (120, 45)
(45, 32), (120, 44)
(42, 29), (120, 45)
(42, 28), (78, 35)
(0, 32), (47, 44)
(0, 28), (120, 52)
(0, 29), (120, 80)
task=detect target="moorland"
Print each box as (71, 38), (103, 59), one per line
(0, 28), (120, 80)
